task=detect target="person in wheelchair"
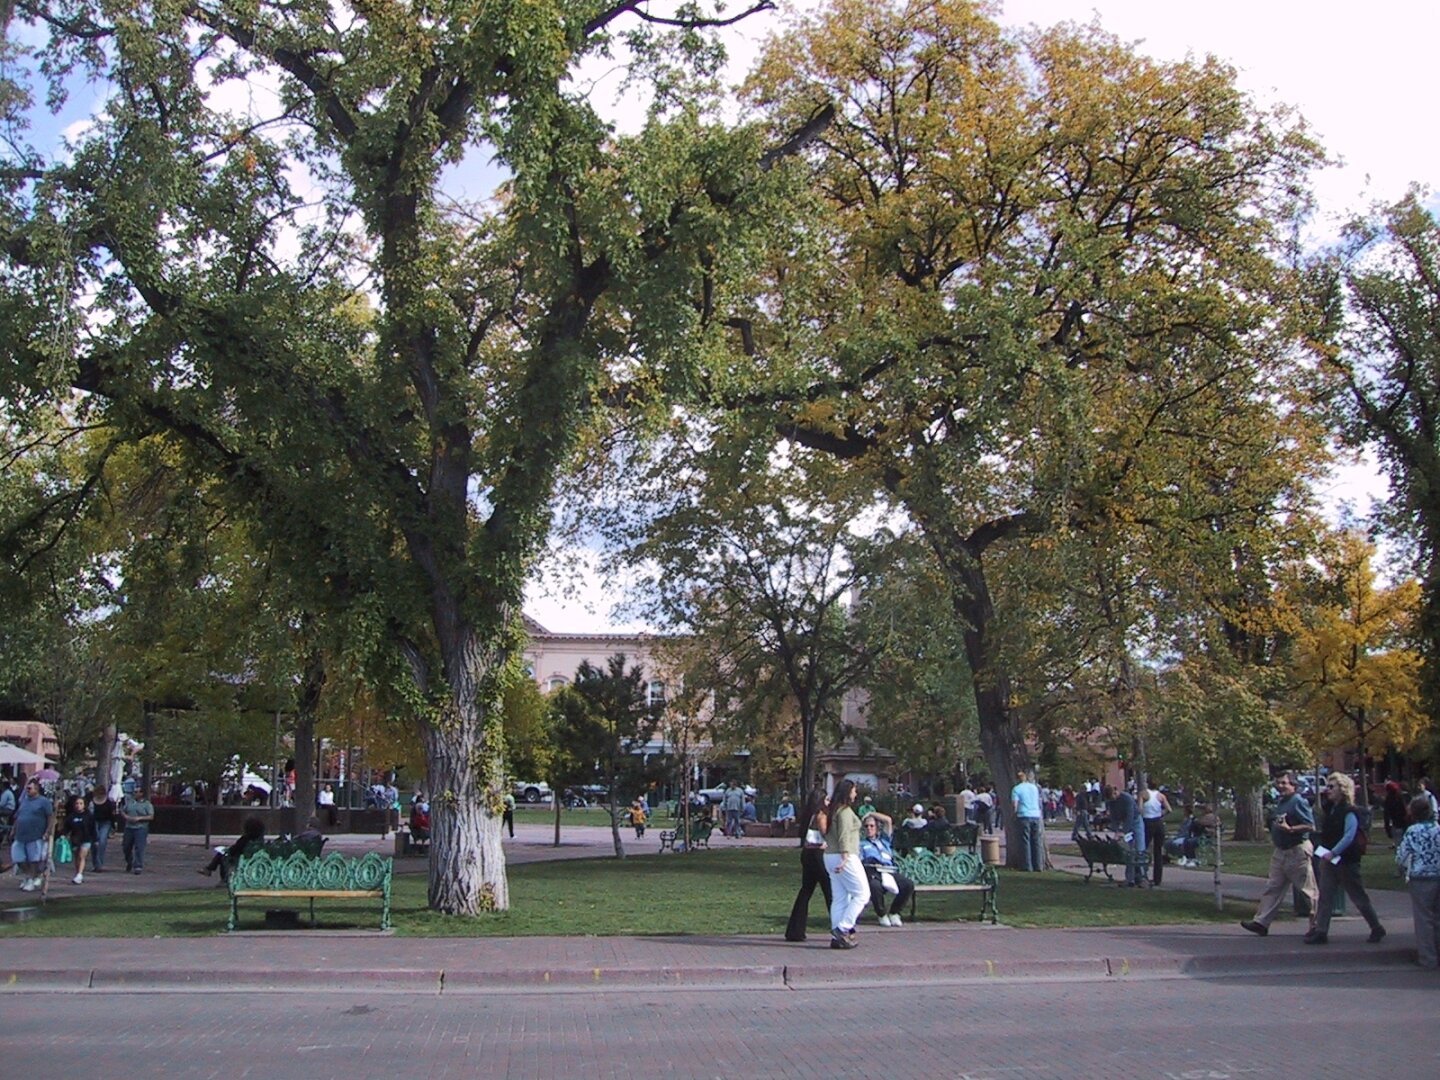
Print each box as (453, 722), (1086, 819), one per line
(860, 812), (915, 927)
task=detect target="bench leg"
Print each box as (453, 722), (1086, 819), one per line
(981, 888), (998, 924)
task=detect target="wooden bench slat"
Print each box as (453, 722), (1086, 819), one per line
(232, 890), (384, 899)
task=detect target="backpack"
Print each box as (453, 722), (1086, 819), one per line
(1349, 805), (1371, 858)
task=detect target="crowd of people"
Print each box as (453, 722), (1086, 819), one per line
(1, 775), (155, 890)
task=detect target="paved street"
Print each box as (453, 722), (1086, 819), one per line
(2, 968), (1434, 1078)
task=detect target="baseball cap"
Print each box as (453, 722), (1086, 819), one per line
(912, 804), (924, 814)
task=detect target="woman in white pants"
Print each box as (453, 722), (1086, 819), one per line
(823, 779), (869, 949)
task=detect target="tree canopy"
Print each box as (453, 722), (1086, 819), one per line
(1, 1), (811, 913)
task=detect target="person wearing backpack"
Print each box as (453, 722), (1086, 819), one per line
(1305, 773), (1385, 946)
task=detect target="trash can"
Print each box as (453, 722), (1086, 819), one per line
(980, 833), (1002, 866)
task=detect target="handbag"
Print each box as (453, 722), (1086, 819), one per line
(804, 816), (827, 849)
(53, 835), (73, 865)
(879, 870), (900, 895)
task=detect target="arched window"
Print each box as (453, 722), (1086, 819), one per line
(547, 676), (567, 692)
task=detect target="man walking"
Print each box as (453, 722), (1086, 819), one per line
(121, 782), (154, 875)
(1011, 770), (1044, 871)
(1240, 771), (1318, 937)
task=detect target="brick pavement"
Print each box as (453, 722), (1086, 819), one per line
(0, 967), (1434, 1078)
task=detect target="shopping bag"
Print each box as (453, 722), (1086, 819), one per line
(53, 835), (73, 865)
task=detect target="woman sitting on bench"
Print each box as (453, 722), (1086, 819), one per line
(860, 812), (915, 927)
(199, 816), (265, 882)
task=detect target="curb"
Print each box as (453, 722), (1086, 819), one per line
(2, 949), (1414, 995)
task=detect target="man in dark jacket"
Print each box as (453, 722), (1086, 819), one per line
(1104, 784), (1145, 887)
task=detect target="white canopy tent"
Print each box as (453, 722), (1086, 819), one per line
(0, 742), (43, 767)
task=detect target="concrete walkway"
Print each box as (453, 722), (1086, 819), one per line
(2, 823), (1427, 994)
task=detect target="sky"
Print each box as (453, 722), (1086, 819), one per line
(528, 0), (1432, 631)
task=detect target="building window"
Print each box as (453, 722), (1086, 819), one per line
(547, 676), (567, 692)
(648, 680), (666, 707)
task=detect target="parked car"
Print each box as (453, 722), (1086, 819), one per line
(513, 781), (552, 804)
(696, 782), (757, 805)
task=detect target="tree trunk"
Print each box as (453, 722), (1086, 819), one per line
(292, 650), (324, 822)
(799, 706), (818, 795)
(942, 538), (1031, 869)
(420, 632), (508, 914)
(1233, 781), (1263, 841)
(608, 791), (626, 859)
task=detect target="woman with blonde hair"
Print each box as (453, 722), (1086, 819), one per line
(1306, 773), (1385, 945)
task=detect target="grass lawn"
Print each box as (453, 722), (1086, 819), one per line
(0, 849), (1252, 938)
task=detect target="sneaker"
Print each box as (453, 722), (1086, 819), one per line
(889, 913), (902, 927)
(880, 914), (895, 927)
(1368, 926), (1387, 944)
(830, 931), (857, 949)
(1240, 920), (1268, 937)
(72, 873), (83, 885)
(19, 878), (37, 892)
(1303, 931), (1328, 945)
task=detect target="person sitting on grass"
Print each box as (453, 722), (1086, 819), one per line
(199, 816), (265, 883)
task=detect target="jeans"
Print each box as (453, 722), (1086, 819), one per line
(823, 853), (870, 934)
(93, 821), (112, 870)
(785, 846), (834, 941)
(1251, 842), (1317, 928)
(724, 809), (741, 837)
(1313, 858), (1382, 937)
(122, 826), (148, 872)
(1125, 820), (1146, 886)
(1017, 817), (1044, 871)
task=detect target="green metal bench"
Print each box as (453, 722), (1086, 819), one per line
(228, 849), (393, 931)
(658, 818), (716, 852)
(894, 848), (999, 924)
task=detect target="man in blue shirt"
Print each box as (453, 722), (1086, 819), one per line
(1011, 770), (1044, 872)
(1240, 771), (1317, 936)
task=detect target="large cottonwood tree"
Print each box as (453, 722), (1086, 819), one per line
(1, 1), (808, 912)
(725, 0), (1325, 865)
